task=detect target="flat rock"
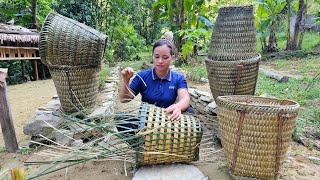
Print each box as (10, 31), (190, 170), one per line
(133, 164), (207, 180)
(188, 88), (199, 98)
(45, 98), (61, 110)
(207, 101), (217, 114)
(23, 111), (64, 137)
(200, 95), (213, 103)
(194, 89), (212, 98)
(88, 106), (110, 118)
(200, 77), (209, 83)
(53, 130), (74, 146)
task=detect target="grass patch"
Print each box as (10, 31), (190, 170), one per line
(256, 55), (320, 143)
(0, 147), (6, 153)
(256, 31), (320, 52)
(99, 65), (110, 90)
(180, 63), (207, 81)
(256, 74), (320, 106)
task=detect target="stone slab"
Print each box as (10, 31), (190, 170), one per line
(133, 164), (207, 180)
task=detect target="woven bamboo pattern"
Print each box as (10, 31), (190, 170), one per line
(216, 96), (299, 179)
(207, 5), (256, 61)
(39, 13), (107, 114)
(39, 13), (107, 66)
(205, 55), (260, 100)
(49, 65), (100, 113)
(136, 103), (202, 165)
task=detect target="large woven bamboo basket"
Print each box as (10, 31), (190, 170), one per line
(136, 103), (202, 165)
(205, 54), (260, 100)
(39, 13), (107, 66)
(216, 96), (299, 179)
(39, 13), (107, 114)
(207, 5), (256, 61)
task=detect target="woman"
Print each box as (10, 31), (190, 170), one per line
(119, 33), (190, 121)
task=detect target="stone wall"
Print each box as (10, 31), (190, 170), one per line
(188, 88), (220, 138)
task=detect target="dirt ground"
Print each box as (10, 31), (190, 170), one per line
(1, 78), (320, 179)
(0, 80), (57, 147)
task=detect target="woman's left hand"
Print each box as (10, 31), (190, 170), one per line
(165, 104), (181, 121)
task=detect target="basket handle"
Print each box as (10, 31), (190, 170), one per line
(275, 110), (288, 178)
(233, 63), (245, 94)
(231, 108), (246, 173)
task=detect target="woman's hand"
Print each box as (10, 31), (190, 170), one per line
(165, 104), (182, 121)
(121, 67), (134, 83)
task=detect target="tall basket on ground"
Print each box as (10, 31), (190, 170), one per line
(216, 95), (299, 179)
(39, 13), (107, 114)
(205, 5), (260, 100)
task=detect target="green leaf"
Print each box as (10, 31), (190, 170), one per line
(181, 40), (194, 59)
(257, 5), (270, 19)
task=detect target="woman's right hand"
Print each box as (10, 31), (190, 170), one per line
(121, 67), (134, 83)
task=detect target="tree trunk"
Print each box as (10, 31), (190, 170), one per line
(31, 0), (38, 29)
(265, 21), (278, 52)
(286, 0), (292, 50)
(298, 0), (308, 49)
(177, 0), (184, 63)
(286, 0), (305, 50)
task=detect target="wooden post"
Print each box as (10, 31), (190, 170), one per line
(31, 59), (39, 81)
(0, 68), (19, 153)
(20, 60), (25, 81)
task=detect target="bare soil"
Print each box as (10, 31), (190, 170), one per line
(0, 80), (319, 180)
(0, 80), (57, 147)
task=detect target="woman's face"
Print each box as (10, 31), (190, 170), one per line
(153, 45), (173, 73)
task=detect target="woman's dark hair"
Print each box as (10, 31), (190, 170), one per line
(152, 38), (175, 56)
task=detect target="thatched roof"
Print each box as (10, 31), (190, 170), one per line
(0, 23), (39, 47)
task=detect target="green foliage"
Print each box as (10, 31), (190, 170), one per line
(111, 20), (144, 61)
(0, 0), (52, 26)
(0, 61), (34, 84)
(180, 62), (207, 81)
(256, 0), (287, 52)
(0, 0), (32, 26)
(179, 28), (211, 60)
(52, 0), (100, 28)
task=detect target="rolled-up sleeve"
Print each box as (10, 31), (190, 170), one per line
(177, 75), (188, 89)
(129, 74), (142, 96)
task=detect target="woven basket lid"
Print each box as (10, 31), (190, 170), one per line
(208, 5), (256, 61)
(39, 13), (108, 66)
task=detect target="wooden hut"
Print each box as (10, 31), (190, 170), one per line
(0, 23), (41, 80)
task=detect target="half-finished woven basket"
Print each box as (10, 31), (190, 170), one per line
(136, 103), (202, 165)
(205, 54), (260, 100)
(207, 5), (256, 61)
(216, 96), (299, 179)
(39, 13), (107, 114)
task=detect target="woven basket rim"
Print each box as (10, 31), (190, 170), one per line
(206, 54), (261, 63)
(219, 5), (253, 13)
(217, 95), (300, 110)
(43, 12), (107, 39)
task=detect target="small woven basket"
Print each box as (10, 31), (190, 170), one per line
(205, 55), (260, 100)
(136, 103), (202, 165)
(207, 5), (256, 61)
(39, 13), (107, 114)
(216, 96), (299, 179)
